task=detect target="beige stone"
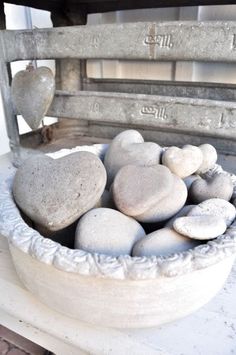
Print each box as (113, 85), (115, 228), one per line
(75, 208), (145, 256)
(104, 130), (162, 187)
(197, 144), (217, 174)
(162, 145), (203, 178)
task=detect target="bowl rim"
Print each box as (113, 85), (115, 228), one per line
(1, 143), (236, 281)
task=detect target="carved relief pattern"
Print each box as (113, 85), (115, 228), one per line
(0, 145), (236, 280)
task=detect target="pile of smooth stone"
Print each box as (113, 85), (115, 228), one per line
(13, 130), (236, 258)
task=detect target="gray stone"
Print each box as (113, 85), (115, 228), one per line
(11, 66), (55, 130)
(75, 208), (145, 256)
(196, 144), (217, 174)
(165, 205), (195, 228)
(132, 228), (199, 257)
(162, 145), (203, 178)
(183, 175), (200, 190)
(174, 215), (227, 240)
(188, 198), (236, 227)
(13, 152), (107, 231)
(104, 130), (162, 187)
(189, 174), (234, 203)
(113, 164), (173, 217)
(135, 175), (188, 223)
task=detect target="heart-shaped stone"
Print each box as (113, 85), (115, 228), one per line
(196, 144), (217, 174)
(189, 174), (233, 203)
(135, 174), (187, 223)
(104, 130), (162, 187)
(162, 145), (203, 178)
(112, 164), (173, 217)
(11, 66), (55, 130)
(13, 152), (106, 231)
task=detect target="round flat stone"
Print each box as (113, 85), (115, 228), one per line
(13, 152), (107, 231)
(132, 228), (198, 257)
(173, 215), (227, 240)
(196, 144), (217, 174)
(165, 205), (195, 228)
(75, 208), (145, 256)
(135, 174), (187, 223)
(113, 164), (173, 217)
(188, 198), (236, 227)
(104, 130), (162, 187)
(162, 145), (203, 178)
(189, 174), (233, 203)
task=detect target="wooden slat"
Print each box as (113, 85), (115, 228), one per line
(37, 90), (236, 140)
(2, 22), (236, 62)
(84, 78), (236, 102)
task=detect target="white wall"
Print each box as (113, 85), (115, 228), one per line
(1, 5), (236, 155)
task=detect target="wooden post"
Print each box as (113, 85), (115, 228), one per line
(51, 7), (89, 139)
(0, 3), (20, 160)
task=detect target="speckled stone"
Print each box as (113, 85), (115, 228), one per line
(104, 130), (162, 187)
(189, 174), (234, 203)
(132, 228), (199, 257)
(135, 175), (188, 223)
(174, 215), (227, 240)
(11, 66), (55, 130)
(165, 205), (196, 228)
(196, 144), (217, 174)
(113, 164), (173, 217)
(75, 208), (145, 256)
(188, 198), (236, 227)
(13, 152), (107, 231)
(95, 189), (115, 209)
(162, 145), (203, 178)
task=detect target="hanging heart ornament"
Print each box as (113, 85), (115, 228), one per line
(11, 65), (55, 130)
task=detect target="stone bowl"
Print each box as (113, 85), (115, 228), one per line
(1, 144), (236, 329)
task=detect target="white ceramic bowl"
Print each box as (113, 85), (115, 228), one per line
(1, 144), (236, 328)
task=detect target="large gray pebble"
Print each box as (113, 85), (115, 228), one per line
(165, 205), (195, 228)
(135, 175), (187, 223)
(104, 130), (162, 187)
(188, 198), (236, 227)
(75, 208), (145, 256)
(174, 215), (227, 240)
(132, 228), (198, 257)
(113, 164), (173, 217)
(189, 174), (233, 203)
(13, 152), (107, 231)
(196, 144), (217, 174)
(162, 145), (203, 178)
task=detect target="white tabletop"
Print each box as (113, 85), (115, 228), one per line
(1, 152), (236, 355)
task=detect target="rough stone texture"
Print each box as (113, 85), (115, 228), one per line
(135, 174), (188, 223)
(75, 208), (145, 256)
(162, 145), (203, 178)
(196, 144), (218, 174)
(165, 205), (195, 228)
(188, 198), (236, 227)
(13, 151), (106, 231)
(11, 66), (55, 130)
(112, 164), (173, 217)
(104, 130), (162, 187)
(174, 215), (227, 240)
(132, 228), (199, 257)
(189, 174), (234, 203)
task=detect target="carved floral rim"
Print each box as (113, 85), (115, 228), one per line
(1, 143), (236, 280)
